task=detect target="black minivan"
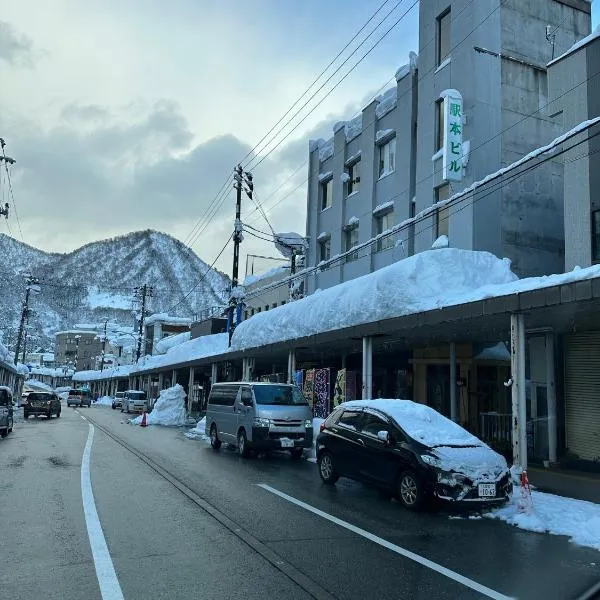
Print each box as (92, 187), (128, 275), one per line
(316, 399), (512, 510)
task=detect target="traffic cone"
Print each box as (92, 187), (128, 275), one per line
(518, 469), (533, 513)
(140, 410), (147, 428)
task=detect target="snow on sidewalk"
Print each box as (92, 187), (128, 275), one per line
(94, 395), (113, 407)
(484, 487), (600, 551)
(185, 417), (209, 440)
(130, 384), (187, 427)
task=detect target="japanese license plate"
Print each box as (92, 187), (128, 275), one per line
(478, 483), (496, 498)
(280, 438), (294, 448)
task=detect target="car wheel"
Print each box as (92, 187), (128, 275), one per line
(290, 448), (304, 460)
(112, 404), (116, 410)
(0, 429), (7, 438)
(397, 471), (424, 510)
(210, 424), (221, 450)
(57, 410), (61, 418)
(318, 451), (339, 484)
(8, 418), (13, 433)
(237, 430), (250, 458)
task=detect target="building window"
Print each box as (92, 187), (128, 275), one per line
(437, 8), (451, 66)
(244, 311), (248, 320)
(281, 300), (286, 305)
(319, 238), (331, 262)
(321, 177), (333, 210)
(435, 184), (450, 238)
(272, 302), (277, 309)
(376, 212), (395, 252)
(265, 304), (270, 311)
(347, 161), (360, 195)
(378, 138), (396, 178)
(436, 99), (445, 151)
(593, 210), (600, 262)
(345, 226), (359, 262)
(257, 307), (261, 313)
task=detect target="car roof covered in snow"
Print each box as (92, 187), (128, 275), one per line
(339, 399), (483, 448)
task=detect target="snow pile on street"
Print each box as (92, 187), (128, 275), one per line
(25, 379), (53, 392)
(484, 488), (600, 551)
(136, 333), (228, 372)
(184, 417), (209, 440)
(232, 248), (516, 349)
(94, 396), (113, 407)
(131, 384), (186, 426)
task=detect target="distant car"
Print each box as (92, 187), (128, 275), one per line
(0, 386), (14, 438)
(121, 390), (148, 414)
(67, 388), (92, 408)
(23, 391), (62, 419)
(112, 391), (125, 410)
(316, 399), (512, 510)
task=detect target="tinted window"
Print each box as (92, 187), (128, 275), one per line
(0, 389), (9, 406)
(361, 412), (389, 437)
(69, 390), (83, 397)
(128, 392), (146, 400)
(253, 385), (308, 406)
(338, 410), (363, 431)
(29, 393), (51, 402)
(209, 385), (239, 406)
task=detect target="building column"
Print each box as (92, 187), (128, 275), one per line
(546, 332), (557, 464)
(187, 367), (195, 414)
(172, 369), (177, 389)
(287, 349), (296, 384)
(158, 372), (164, 393)
(211, 363), (218, 385)
(510, 314), (527, 470)
(450, 342), (458, 422)
(362, 336), (373, 399)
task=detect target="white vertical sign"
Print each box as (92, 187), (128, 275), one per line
(441, 89), (463, 182)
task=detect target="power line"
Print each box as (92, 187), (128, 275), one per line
(0, 139), (23, 241)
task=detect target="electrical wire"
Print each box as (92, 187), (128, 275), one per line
(1, 144), (24, 241)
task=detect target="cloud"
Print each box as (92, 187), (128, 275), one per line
(0, 21), (35, 67)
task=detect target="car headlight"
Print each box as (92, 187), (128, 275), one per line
(253, 417), (271, 428)
(421, 454), (441, 468)
(305, 419), (312, 428)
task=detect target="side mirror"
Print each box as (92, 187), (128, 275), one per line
(377, 430), (390, 443)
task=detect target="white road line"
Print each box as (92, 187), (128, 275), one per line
(81, 424), (125, 600)
(257, 483), (514, 600)
(80, 415), (87, 421)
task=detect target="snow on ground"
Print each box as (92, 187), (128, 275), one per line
(94, 395), (113, 407)
(130, 384), (186, 426)
(87, 287), (132, 310)
(484, 488), (600, 552)
(155, 331), (191, 354)
(184, 417), (208, 440)
(24, 379), (53, 392)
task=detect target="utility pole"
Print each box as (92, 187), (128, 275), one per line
(228, 165), (244, 346)
(100, 318), (108, 371)
(135, 285), (153, 362)
(0, 138), (15, 220)
(14, 275), (39, 365)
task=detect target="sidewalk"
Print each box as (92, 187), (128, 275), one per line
(527, 466), (600, 504)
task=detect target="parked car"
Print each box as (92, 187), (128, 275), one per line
(112, 391), (125, 410)
(316, 399), (512, 510)
(121, 390), (148, 414)
(0, 386), (14, 438)
(23, 391), (62, 419)
(205, 382), (313, 459)
(67, 388), (92, 407)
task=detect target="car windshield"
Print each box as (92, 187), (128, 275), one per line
(253, 385), (307, 406)
(69, 390), (83, 397)
(29, 393), (51, 402)
(128, 392), (146, 400)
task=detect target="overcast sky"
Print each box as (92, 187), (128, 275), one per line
(0, 0), (598, 276)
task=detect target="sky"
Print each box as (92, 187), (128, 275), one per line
(0, 0), (598, 277)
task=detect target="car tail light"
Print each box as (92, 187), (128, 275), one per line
(320, 422), (326, 432)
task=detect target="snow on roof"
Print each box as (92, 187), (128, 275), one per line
(243, 265), (290, 287)
(42, 353), (54, 361)
(373, 201), (394, 216)
(155, 331), (191, 355)
(395, 63), (411, 82)
(375, 87), (397, 119)
(431, 235), (449, 249)
(144, 313), (192, 327)
(136, 332), (229, 372)
(231, 248), (517, 350)
(375, 129), (395, 143)
(231, 246), (600, 352)
(29, 366), (72, 377)
(318, 171), (333, 183)
(548, 24), (600, 67)
(341, 399), (482, 447)
(55, 330), (98, 336)
(317, 138), (334, 162)
(317, 231), (330, 242)
(72, 364), (134, 382)
(25, 379), (54, 392)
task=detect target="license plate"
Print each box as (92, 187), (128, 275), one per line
(280, 439), (294, 448)
(478, 483), (496, 498)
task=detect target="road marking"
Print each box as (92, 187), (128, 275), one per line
(257, 483), (514, 600)
(80, 415), (87, 421)
(81, 424), (125, 600)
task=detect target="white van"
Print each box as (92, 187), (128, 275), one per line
(121, 390), (148, 414)
(205, 382), (313, 459)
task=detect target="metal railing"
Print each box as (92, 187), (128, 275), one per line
(480, 412), (512, 454)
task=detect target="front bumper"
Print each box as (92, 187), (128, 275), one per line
(25, 405), (52, 414)
(251, 426), (313, 450)
(434, 472), (512, 504)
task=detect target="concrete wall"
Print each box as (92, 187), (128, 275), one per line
(244, 268), (291, 314)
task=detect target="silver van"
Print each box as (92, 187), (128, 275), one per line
(121, 390), (148, 414)
(205, 382), (313, 459)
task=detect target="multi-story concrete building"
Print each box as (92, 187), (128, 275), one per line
(305, 0), (592, 293)
(144, 314), (191, 356)
(243, 265), (291, 318)
(55, 331), (102, 372)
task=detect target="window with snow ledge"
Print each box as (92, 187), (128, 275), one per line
(320, 177), (333, 211)
(375, 211), (395, 252)
(345, 159), (361, 196)
(319, 238), (331, 262)
(344, 226), (359, 263)
(377, 136), (396, 179)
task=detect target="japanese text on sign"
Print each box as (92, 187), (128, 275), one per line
(442, 91), (463, 182)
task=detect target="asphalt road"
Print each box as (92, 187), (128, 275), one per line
(1, 403), (598, 600)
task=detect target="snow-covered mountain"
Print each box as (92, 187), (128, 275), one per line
(0, 230), (230, 351)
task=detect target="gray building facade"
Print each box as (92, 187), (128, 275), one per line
(305, 0), (592, 291)
(55, 331), (102, 372)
